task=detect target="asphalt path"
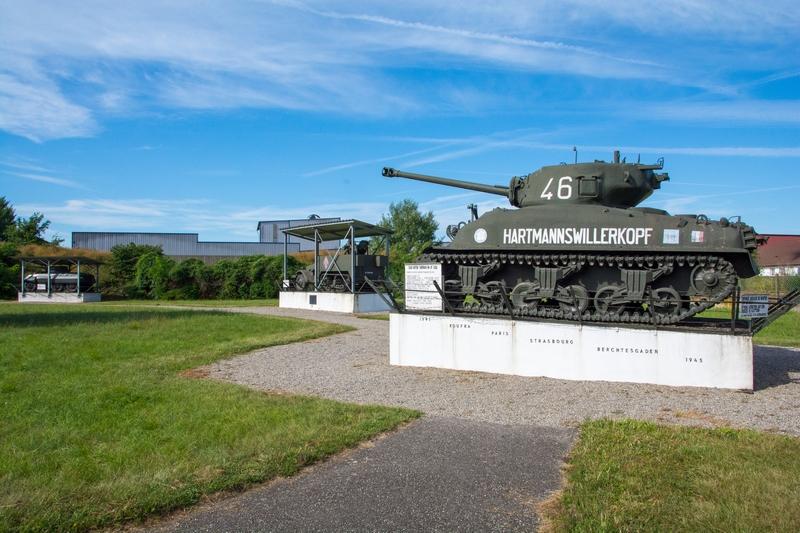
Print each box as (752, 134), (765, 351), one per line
(145, 417), (574, 533)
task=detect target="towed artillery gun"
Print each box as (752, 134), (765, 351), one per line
(383, 151), (760, 324)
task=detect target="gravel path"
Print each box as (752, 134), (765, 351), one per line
(200, 306), (800, 435)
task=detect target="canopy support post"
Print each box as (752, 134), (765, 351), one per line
(283, 231), (288, 284)
(350, 225), (356, 294)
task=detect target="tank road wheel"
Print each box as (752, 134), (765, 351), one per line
(556, 285), (589, 315)
(649, 287), (683, 319)
(690, 265), (720, 297)
(510, 281), (542, 312)
(475, 281), (506, 306)
(594, 283), (627, 316)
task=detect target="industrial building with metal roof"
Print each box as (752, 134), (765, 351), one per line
(72, 216), (341, 263)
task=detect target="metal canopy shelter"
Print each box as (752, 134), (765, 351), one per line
(18, 255), (103, 297)
(281, 219), (392, 293)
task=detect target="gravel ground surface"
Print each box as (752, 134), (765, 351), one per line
(202, 307), (800, 436)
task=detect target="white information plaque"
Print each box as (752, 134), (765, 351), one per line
(739, 294), (769, 318)
(405, 263), (443, 311)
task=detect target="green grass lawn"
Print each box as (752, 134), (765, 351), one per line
(355, 313), (390, 321)
(542, 420), (800, 532)
(0, 304), (418, 531)
(699, 307), (800, 348)
(102, 298), (278, 307)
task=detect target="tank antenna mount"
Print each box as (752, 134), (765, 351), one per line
(572, 146), (578, 164)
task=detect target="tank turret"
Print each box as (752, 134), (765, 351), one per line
(383, 150), (669, 209)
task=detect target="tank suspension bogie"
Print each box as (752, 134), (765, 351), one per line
(421, 250), (736, 325)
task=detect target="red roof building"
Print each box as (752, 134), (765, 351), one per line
(757, 234), (800, 276)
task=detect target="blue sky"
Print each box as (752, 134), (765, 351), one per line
(1, 0), (798, 244)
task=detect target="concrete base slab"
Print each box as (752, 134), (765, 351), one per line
(390, 313), (753, 390)
(279, 291), (392, 313)
(18, 292), (101, 303)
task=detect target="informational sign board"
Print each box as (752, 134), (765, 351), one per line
(739, 294), (769, 318)
(405, 263), (443, 311)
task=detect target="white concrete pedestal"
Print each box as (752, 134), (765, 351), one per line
(279, 291), (393, 313)
(18, 292), (102, 303)
(390, 313), (753, 390)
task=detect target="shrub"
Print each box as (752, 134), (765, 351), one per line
(107, 243), (164, 297)
(0, 242), (19, 299)
(134, 252), (175, 299)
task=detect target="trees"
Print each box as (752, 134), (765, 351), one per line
(4, 213), (64, 245)
(376, 199), (438, 254)
(0, 242), (19, 299)
(0, 197), (15, 239)
(0, 197), (62, 245)
(0, 198), (20, 298)
(372, 199), (438, 283)
(107, 243), (165, 297)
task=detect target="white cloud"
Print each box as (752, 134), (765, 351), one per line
(0, 160), (85, 188)
(0, 72), (97, 142)
(646, 100), (800, 125)
(303, 145), (453, 177)
(3, 172), (84, 189)
(369, 130), (800, 169)
(0, 1), (797, 141)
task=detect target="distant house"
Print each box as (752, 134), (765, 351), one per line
(757, 234), (800, 276)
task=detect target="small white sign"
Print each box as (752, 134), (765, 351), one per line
(405, 263), (443, 311)
(473, 228), (487, 243)
(739, 294), (769, 318)
(663, 229), (680, 244)
(37, 283), (46, 291)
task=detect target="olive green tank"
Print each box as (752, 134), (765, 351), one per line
(382, 151), (760, 324)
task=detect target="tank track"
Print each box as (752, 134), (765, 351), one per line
(420, 250), (737, 325)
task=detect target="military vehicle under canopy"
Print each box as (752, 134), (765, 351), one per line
(383, 151), (759, 324)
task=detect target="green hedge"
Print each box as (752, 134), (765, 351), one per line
(108, 243), (306, 300)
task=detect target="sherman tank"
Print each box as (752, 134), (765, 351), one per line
(23, 267), (96, 293)
(382, 151), (759, 324)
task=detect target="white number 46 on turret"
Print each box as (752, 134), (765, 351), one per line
(540, 176), (573, 200)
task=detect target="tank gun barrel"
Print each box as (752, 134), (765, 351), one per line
(382, 167), (509, 197)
